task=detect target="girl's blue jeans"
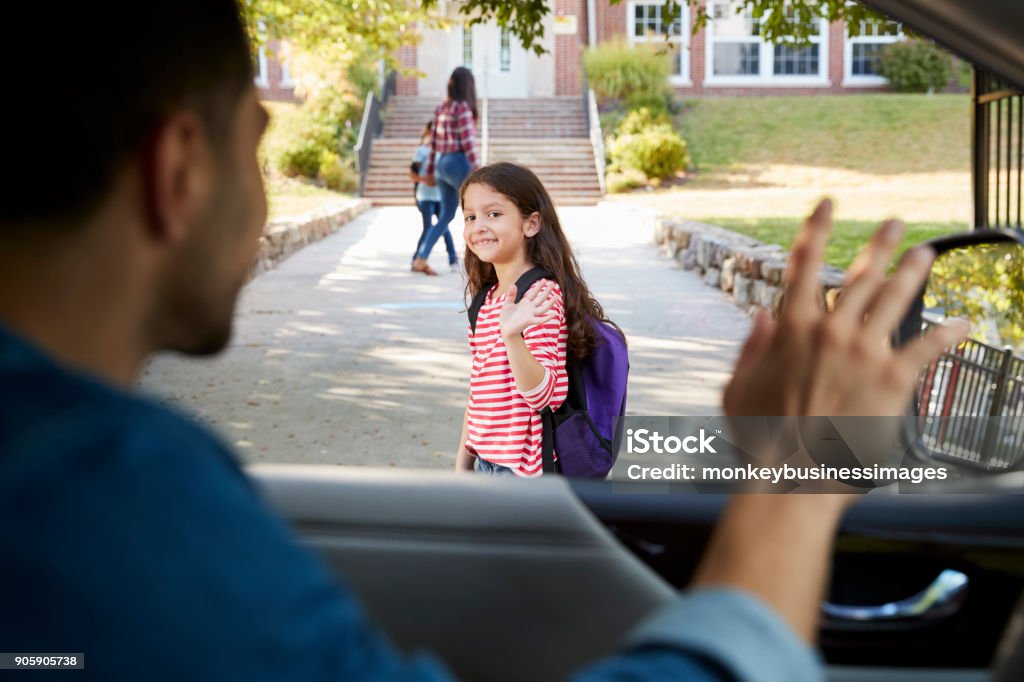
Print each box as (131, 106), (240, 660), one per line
(475, 457), (516, 475)
(413, 200), (456, 265)
(414, 151), (471, 261)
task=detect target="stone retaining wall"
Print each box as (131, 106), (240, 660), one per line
(252, 198), (371, 277)
(654, 217), (847, 315)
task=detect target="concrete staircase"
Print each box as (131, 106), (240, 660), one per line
(361, 96), (602, 207)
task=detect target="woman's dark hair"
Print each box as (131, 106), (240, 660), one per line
(461, 162), (618, 361)
(421, 120), (433, 139)
(447, 66), (478, 121)
(4, 0), (253, 230)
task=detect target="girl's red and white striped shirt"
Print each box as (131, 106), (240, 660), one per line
(465, 280), (568, 477)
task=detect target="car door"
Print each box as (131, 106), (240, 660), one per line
(255, 1), (1024, 680)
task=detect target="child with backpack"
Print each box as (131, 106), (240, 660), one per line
(455, 162), (628, 478)
(409, 122), (458, 274)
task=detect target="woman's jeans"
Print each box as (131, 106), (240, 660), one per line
(414, 151), (472, 261)
(413, 200), (457, 265)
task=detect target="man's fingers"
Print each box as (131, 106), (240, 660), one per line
(736, 307), (775, 372)
(782, 199), (832, 324)
(835, 219), (903, 322)
(896, 319), (970, 383)
(863, 247), (935, 340)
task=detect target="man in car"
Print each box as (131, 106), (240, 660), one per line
(0, 1), (968, 680)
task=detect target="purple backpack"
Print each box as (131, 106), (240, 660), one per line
(468, 268), (629, 478)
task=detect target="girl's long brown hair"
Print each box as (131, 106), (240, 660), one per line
(447, 66), (478, 121)
(461, 162), (617, 360)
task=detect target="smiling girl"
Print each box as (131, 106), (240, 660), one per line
(454, 163), (613, 477)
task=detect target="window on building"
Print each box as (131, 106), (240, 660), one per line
(846, 20), (902, 81)
(462, 25), (473, 68)
(709, 4), (760, 76)
(500, 27), (511, 72)
(706, 1), (828, 84)
(278, 42), (295, 88)
(254, 47), (269, 88)
(628, 1), (689, 83)
(772, 7), (821, 75)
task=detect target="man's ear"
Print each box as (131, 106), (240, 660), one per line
(523, 211), (542, 238)
(143, 111), (214, 244)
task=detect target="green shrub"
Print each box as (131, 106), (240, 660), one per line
(616, 107), (672, 136)
(318, 151), (359, 192)
(879, 40), (953, 93)
(608, 127), (688, 180)
(955, 58), (972, 90)
(583, 39), (671, 105)
(261, 49), (376, 181)
(277, 117), (337, 178)
(624, 91), (668, 115)
(606, 168), (648, 193)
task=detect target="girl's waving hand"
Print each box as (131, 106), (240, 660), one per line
(499, 281), (558, 340)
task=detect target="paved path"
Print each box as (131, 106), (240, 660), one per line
(140, 203), (751, 468)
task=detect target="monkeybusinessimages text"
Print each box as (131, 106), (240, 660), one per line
(622, 428), (949, 485)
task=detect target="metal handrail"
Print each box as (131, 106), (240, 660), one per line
(481, 95), (489, 164)
(354, 89), (381, 197)
(587, 88), (606, 196)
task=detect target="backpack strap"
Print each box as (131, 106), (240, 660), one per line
(467, 286), (490, 335)
(517, 267), (556, 474)
(511, 267), (554, 304)
(540, 407), (560, 474)
(467, 268), (555, 333)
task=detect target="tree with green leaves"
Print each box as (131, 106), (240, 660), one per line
(423, 1), (892, 56)
(925, 244), (1024, 351)
(244, 1), (892, 65)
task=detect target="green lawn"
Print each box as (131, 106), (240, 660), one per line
(612, 94), (974, 263)
(700, 216), (966, 269)
(676, 94), (970, 178)
(266, 176), (351, 221)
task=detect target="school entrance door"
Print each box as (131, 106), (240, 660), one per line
(460, 21), (528, 99)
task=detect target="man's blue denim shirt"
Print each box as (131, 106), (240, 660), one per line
(0, 324), (821, 681)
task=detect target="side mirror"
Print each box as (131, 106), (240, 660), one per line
(898, 229), (1024, 474)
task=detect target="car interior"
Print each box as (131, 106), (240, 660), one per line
(248, 1), (1024, 680)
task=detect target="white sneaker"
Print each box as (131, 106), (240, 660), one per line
(450, 262), (460, 273)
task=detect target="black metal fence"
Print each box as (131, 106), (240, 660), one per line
(916, 325), (1024, 468)
(972, 69), (1024, 229)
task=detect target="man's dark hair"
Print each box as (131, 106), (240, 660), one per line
(4, 0), (254, 229)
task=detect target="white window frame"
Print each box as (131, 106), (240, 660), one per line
(280, 60), (294, 88)
(843, 20), (903, 86)
(461, 24), (474, 69)
(626, 0), (691, 86)
(254, 46), (269, 89)
(704, 1), (830, 88)
(277, 40), (295, 88)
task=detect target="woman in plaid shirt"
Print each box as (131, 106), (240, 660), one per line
(412, 66), (480, 276)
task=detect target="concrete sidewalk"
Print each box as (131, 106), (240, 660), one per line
(140, 203), (751, 468)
